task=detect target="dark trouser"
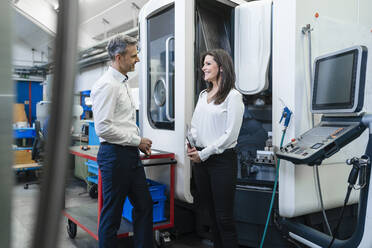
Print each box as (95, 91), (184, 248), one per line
(193, 149), (238, 248)
(97, 143), (153, 248)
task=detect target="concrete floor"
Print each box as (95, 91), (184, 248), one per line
(11, 174), (210, 248)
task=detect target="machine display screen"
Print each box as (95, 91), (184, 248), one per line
(312, 51), (356, 110)
(315, 52), (355, 105)
(311, 46), (367, 113)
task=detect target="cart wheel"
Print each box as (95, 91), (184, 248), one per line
(154, 231), (172, 248)
(24, 184), (29, 190)
(89, 184), (98, 199)
(67, 219), (77, 239)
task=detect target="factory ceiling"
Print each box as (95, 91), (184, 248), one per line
(12, 0), (149, 53)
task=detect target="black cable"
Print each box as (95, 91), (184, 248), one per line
(328, 159), (361, 248)
(327, 186), (352, 248)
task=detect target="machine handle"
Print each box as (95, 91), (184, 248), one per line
(324, 143), (339, 158)
(165, 36), (174, 121)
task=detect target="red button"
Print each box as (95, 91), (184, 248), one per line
(291, 138), (296, 142)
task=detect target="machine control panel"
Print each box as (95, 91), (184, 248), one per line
(276, 119), (365, 165)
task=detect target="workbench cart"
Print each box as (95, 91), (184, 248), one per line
(64, 146), (176, 243)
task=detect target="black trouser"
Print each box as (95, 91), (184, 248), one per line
(97, 143), (153, 248)
(193, 148), (238, 248)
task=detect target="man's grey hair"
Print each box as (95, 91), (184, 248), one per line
(106, 35), (137, 60)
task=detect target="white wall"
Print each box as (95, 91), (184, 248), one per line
(12, 39), (49, 67)
(74, 63), (108, 93)
(74, 62), (140, 93)
(275, 0), (372, 217)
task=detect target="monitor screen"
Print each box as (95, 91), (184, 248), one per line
(311, 46), (367, 114)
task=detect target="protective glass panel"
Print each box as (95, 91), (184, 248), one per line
(147, 6), (175, 130)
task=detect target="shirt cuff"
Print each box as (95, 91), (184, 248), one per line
(198, 146), (213, 162)
(131, 134), (141, 147)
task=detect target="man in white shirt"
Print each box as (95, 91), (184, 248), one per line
(91, 35), (153, 248)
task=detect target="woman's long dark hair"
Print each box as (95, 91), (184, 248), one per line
(200, 49), (236, 104)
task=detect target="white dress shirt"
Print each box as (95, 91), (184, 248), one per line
(91, 66), (141, 147)
(190, 88), (244, 161)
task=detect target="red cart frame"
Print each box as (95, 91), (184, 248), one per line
(63, 146), (176, 240)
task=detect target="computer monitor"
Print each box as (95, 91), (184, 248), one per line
(311, 45), (368, 114)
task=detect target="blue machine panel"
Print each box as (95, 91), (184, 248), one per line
(15, 81), (43, 125)
(81, 90), (92, 119)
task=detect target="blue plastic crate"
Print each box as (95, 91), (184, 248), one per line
(122, 179), (167, 223)
(86, 176), (98, 184)
(146, 179), (166, 199)
(86, 160), (98, 176)
(122, 195), (167, 223)
(13, 128), (36, 139)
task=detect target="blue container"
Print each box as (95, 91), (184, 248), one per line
(122, 179), (167, 223)
(13, 128), (36, 139)
(86, 176), (98, 184)
(88, 121), (100, 145)
(81, 90), (91, 96)
(146, 179), (166, 199)
(122, 195), (167, 223)
(86, 160), (98, 176)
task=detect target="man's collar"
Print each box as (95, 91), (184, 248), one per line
(109, 66), (128, 83)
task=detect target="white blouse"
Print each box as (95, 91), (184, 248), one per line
(190, 88), (244, 161)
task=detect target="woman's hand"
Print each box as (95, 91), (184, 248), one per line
(187, 150), (202, 163)
(187, 146), (196, 154)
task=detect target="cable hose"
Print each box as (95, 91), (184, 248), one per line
(328, 134), (372, 247)
(259, 128), (286, 248)
(315, 165), (333, 235)
(327, 186), (352, 248)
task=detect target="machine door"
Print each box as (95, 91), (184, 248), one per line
(139, 0), (195, 203)
(146, 6), (175, 130)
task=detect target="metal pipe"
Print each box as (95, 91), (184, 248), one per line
(78, 52), (109, 69)
(31, 0), (79, 247)
(29, 82), (32, 126)
(362, 114), (372, 133)
(302, 24), (315, 128)
(79, 27), (138, 57)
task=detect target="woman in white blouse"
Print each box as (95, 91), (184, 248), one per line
(187, 49), (244, 248)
